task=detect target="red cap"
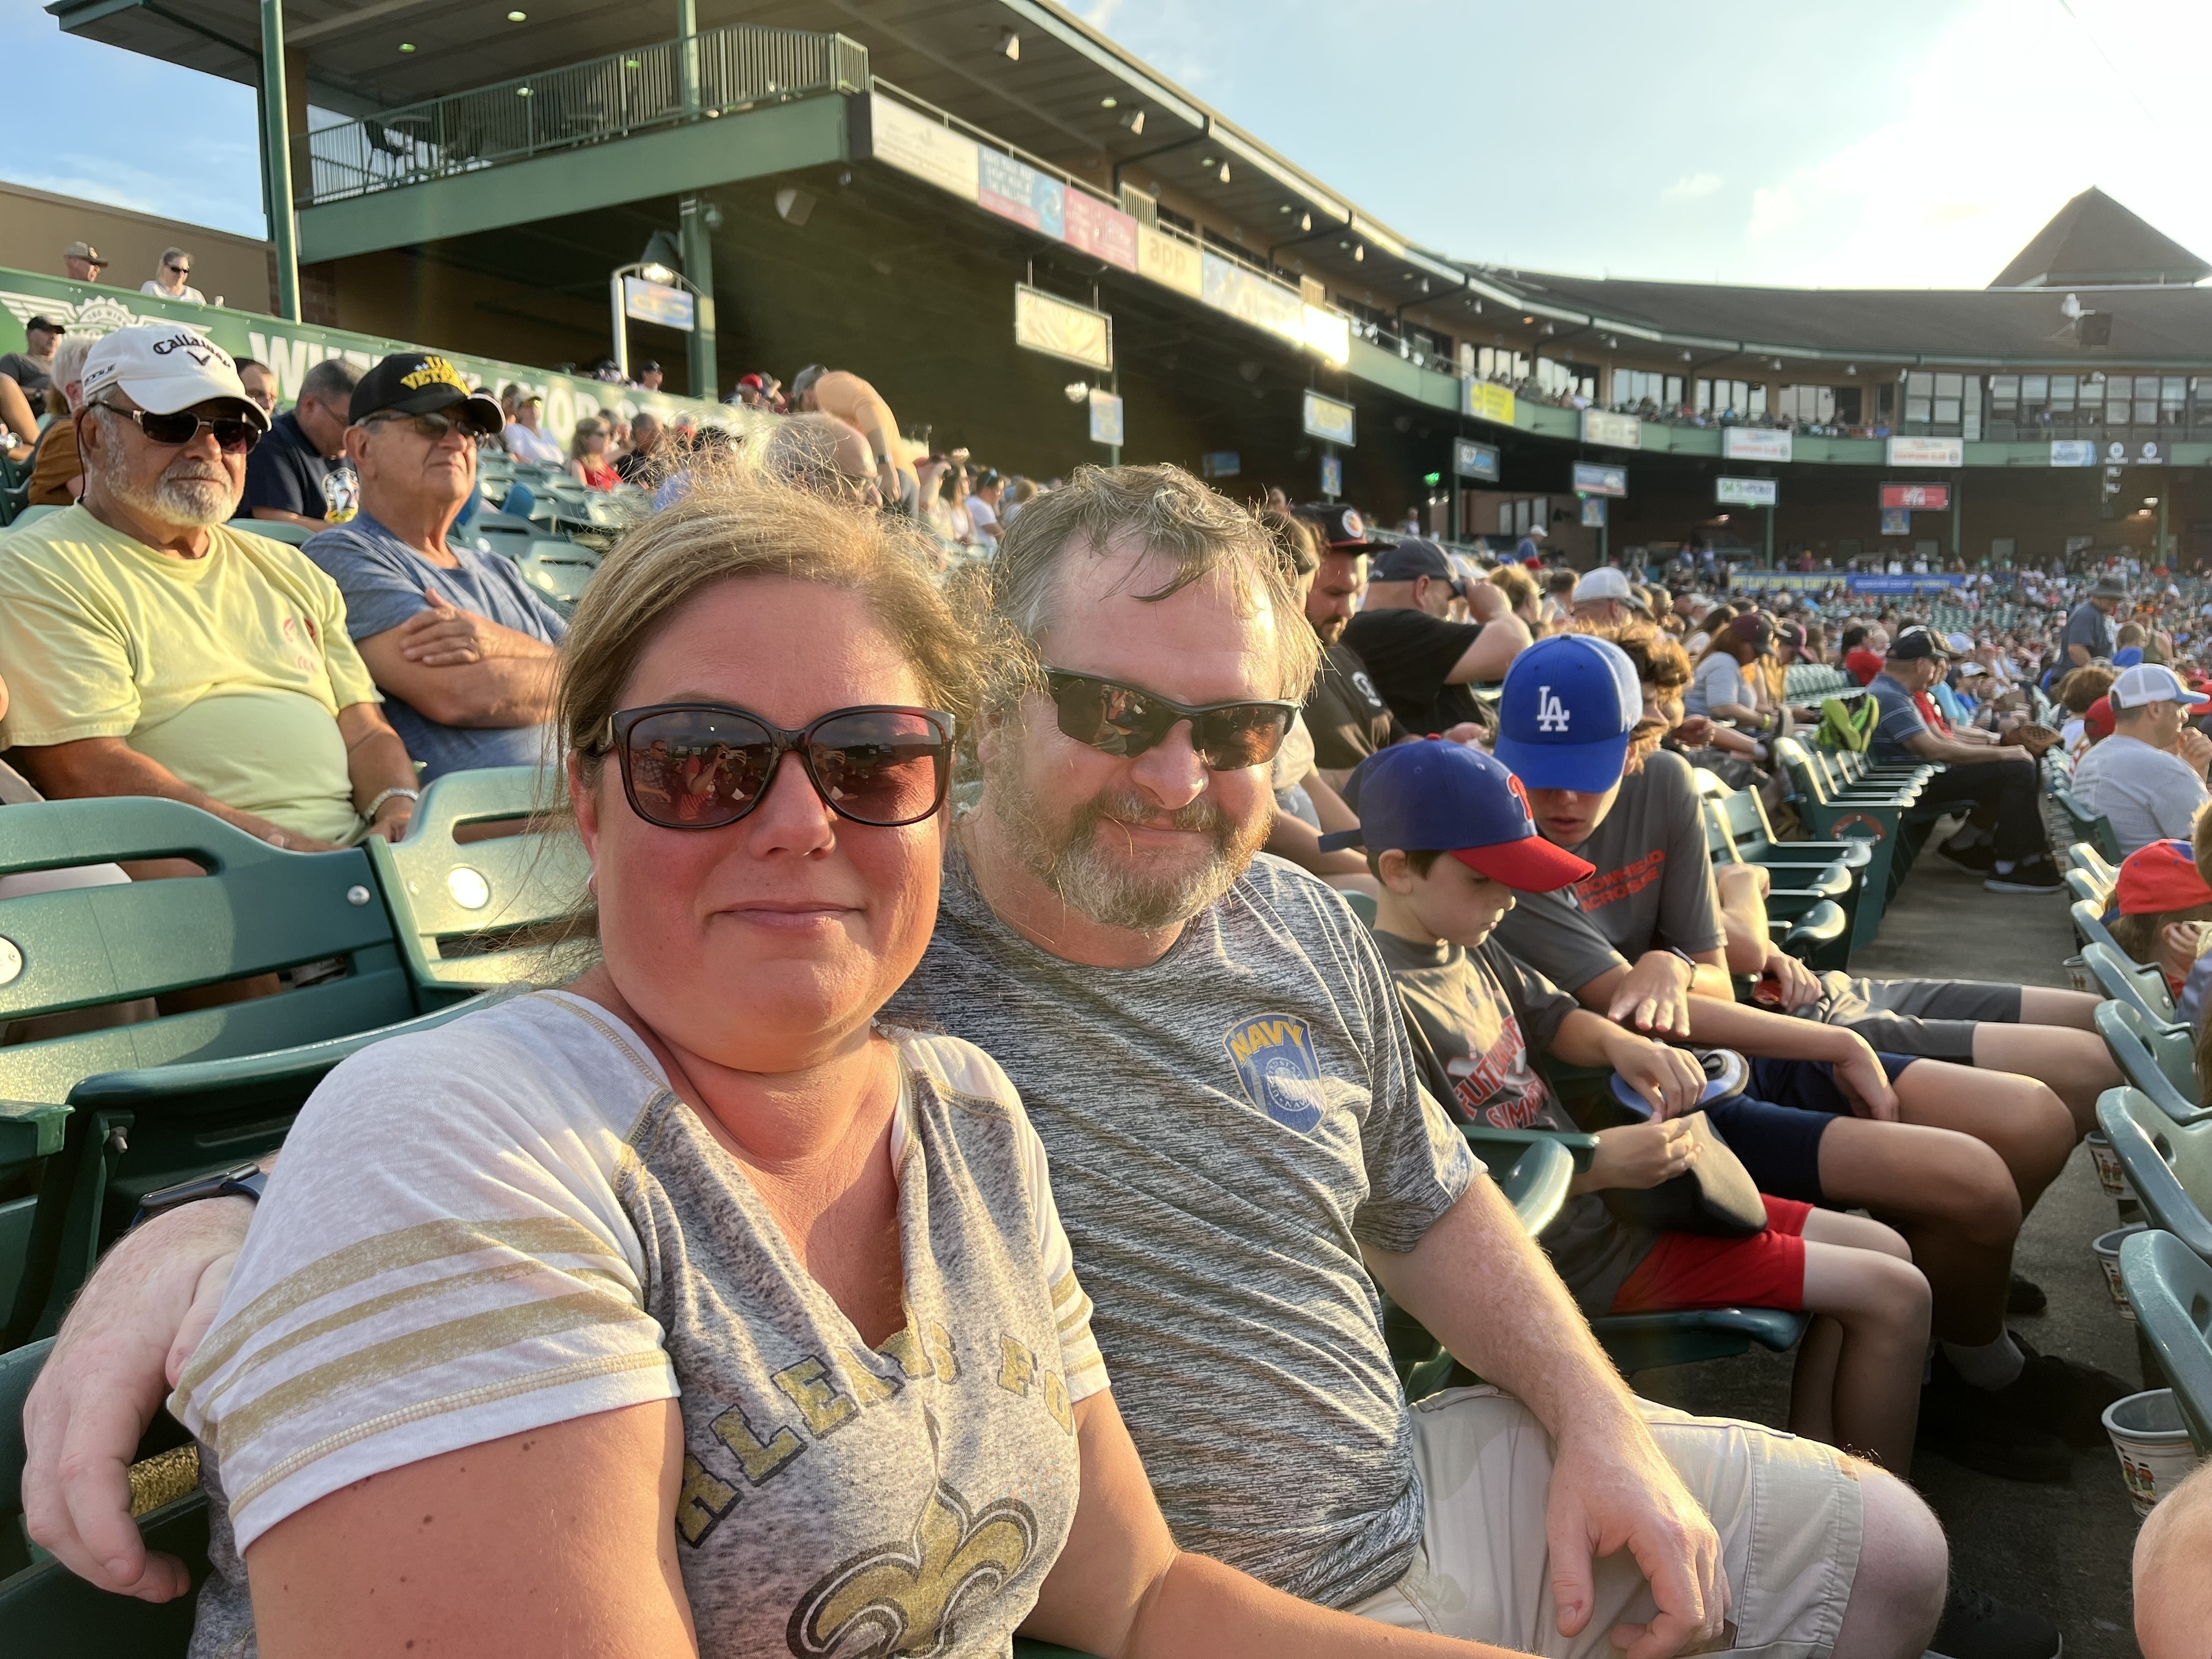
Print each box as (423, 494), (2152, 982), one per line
(1450, 837), (1594, 891)
(2117, 839), (2212, 915)
(2085, 696), (2115, 741)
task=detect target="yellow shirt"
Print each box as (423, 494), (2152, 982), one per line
(0, 505), (381, 844)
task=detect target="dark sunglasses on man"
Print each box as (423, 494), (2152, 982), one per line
(92, 401), (263, 455)
(1044, 669), (1296, 771)
(589, 702), (955, 832)
(362, 408), (498, 443)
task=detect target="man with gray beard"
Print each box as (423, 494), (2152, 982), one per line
(0, 324), (420, 849)
(27, 466), (1943, 1659)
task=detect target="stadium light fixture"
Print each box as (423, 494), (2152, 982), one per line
(1353, 244), (1364, 262)
(1064, 381), (1090, 403)
(1101, 96), (1117, 108)
(398, 42), (415, 52)
(506, 9), (526, 19)
(1217, 161), (1231, 183)
(1119, 109), (1145, 134)
(1299, 211), (1312, 232)
(998, 29), (1020, 59)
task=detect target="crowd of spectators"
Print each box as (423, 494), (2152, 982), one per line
(5, 304), (2209, 1659)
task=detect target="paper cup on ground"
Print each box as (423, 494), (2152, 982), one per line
(2093, 1223), (2148, 1321)
(2103, 1388), (2203, 1516)
(2086, 1131), (2136, 1201)
(2066, 953), (2093, 994)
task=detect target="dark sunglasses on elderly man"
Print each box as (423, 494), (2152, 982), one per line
(362, 408), (496, 442)
(92, 402), (263, 455)
(589, 702), (955, 831)
(1043, 669), (1297, 771)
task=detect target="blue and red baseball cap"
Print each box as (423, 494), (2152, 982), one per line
(1493, 634), (1643, 794)
(2116, 839), (2212, 916)
(1318, 740), (1593, 890)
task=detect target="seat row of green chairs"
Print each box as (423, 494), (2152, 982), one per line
(1769, 737), (1942, 952)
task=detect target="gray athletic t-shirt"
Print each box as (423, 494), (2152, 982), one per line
(176, 993), (1104, 1658)
(883, 844), (1479, 1609)
(1491, 750), (1728, 992)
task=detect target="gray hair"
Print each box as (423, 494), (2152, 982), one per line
(49, 333), (95, 408)
(984, 463), (1321, 711)
(299, 358), (360, 407)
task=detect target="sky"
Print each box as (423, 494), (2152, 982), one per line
(7, 0), (2209, 291)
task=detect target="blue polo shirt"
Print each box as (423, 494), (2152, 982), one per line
(303, 513), (566, 780)
(1865, 672), (1929, 763)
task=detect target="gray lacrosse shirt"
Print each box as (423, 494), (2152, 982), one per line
(883, 842), (1479, 1609)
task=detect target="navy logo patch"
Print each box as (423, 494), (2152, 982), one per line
(1223, 1013), (1327, 1133)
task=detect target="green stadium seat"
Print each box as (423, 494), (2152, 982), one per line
(223, 518), (312, 546)
(1699, 783), (1881, 952)
(362, 765), (586, 992)
(2117, 1229), (2212, 1454)
(2053, 787), (2123, 866)
(2098, 1088), (2212, 1265)
(0, 798), (486, 1345)
(2072, 896), (2127, 962)
(2064, 842), (2118, 888)
(2081, 941), (2176, 1025)
(0, 505), (61, 535)
(0, 1338), (208, 1655)
(2094, 1001), (2207, 1127)
(2063, 866), (2113, 912)
(514, 539), (599, 613)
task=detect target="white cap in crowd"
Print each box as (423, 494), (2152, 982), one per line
(79, 323), (267, 428)
(2109, 664), (2209, 710)
(1571, 566), (1639, 607)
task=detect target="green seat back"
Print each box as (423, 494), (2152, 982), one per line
(366, 766), (588, 991)
(2117, 1229), (2212, 1454)
(2064, 842), (2118, 887)
(2063, 867), (2114, 910)
(1337, 888), (1378, 930)
(2055, 788), (2124, 865)
(2093, 1000), (2206, 1126)
(2082, 941), (2176, 1024)
(0, 798), (458, 1341)
(2098, 1088), (2212, 1263)
(514, 539), (599, 611)
(223, 518), (311, 547)
(2071, 897), (2125, 962)
(0, 505), (61, 535)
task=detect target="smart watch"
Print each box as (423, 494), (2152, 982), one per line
(129, 1163), (268, 1232)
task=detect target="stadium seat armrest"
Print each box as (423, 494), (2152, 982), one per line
(0, 1099), (70, 1161)
(1460, 1122), (1599, 1172)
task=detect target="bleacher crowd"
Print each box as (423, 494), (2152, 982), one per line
(1, 319), (2209, 1659)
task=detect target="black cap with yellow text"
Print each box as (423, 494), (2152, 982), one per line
(349, 351), (505, 434)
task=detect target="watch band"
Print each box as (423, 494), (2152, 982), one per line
(129, 1163), (268, 1232)
(1666, 945), (1701, 974)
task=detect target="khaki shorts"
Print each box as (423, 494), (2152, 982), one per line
(1349, 1387), (1863, 1659)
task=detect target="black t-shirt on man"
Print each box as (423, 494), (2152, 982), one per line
(1341, 606), (1487, 735)
(242, 410), (358, 522)
(0, 352), (53, 400)
(1304, 642), (1407, 772)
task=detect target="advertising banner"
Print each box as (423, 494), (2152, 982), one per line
(1063, 190), (1137, 271)
(622, 276), (694, 331)
(1879, 507), (1911, 535)
(1013, 284), (1113, 370)
(977, 149), (1065, 239)
(1722, 427), (1793, 462)
(1731, 571), (1835, 592)
(1572, 461), (1627, 498)
(1582, 409), (1643, 449)
(1716, 476), (1778, 506)
(2106, 437), (2166, 466)
(2051, 439), (2097, 467)
(1319, 454), (1342, 497)
(1200, 450), (1240, 478)
(1581, 497), (1607, 527)
(867, 93), (980, 202)
(1453, 438), (1500, 482)
(1201, 251), (1305, 349)
(1135, 222), (1203, 297)
(1849, 573), (1970, 594)
(1301, 389), (1357, 445)
(1087, 388), (1125, 447)
(1878, 482), (1950, 511)
(1465, 381), (1516, 425)
(0, 267), (731, 448)
(1886, 435), (1963, 466)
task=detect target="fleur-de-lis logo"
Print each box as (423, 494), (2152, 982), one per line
(787, 1481), (1037, 1658)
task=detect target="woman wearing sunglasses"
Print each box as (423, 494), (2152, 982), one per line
(169, 477), (1502, 1659)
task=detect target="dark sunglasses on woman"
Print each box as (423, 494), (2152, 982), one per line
(94, 402), (263, 455)
(1043, 669), (1296, 771)
(590, 702), (955, 831)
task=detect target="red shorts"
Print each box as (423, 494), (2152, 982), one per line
(1610, 1197), (1812, 1314)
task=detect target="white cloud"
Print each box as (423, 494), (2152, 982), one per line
(1747, 185), (1801, 240)
(1662, 172), (1722, 202)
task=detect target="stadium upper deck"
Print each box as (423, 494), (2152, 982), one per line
(44, 1), (2212, 567)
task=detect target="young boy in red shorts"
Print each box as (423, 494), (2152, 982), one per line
(1330, 737), (1930, 1475)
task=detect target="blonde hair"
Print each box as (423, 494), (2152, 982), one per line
(568, 415), (608, 461)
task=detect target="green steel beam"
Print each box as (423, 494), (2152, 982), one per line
(679, 194), (716, 402)
(260, 0), (300, 320)
(297, 94), (850, 265)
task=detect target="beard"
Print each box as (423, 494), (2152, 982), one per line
(93, 430), (239, 529)
(984, 748), (1272, 932)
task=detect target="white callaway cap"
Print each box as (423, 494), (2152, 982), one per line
(2109, 664), (2208, 710)
(1572, 566), (1637, 606)
(80, 323), (266, 428)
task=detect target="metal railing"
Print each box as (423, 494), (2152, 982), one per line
(303, 25), (868, 206)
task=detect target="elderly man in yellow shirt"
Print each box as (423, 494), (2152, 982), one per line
(0, 323), (419, 850)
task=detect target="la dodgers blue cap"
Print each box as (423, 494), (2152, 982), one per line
(1493, 634), (1643, 794)
(1318, 740), (1593, 891)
